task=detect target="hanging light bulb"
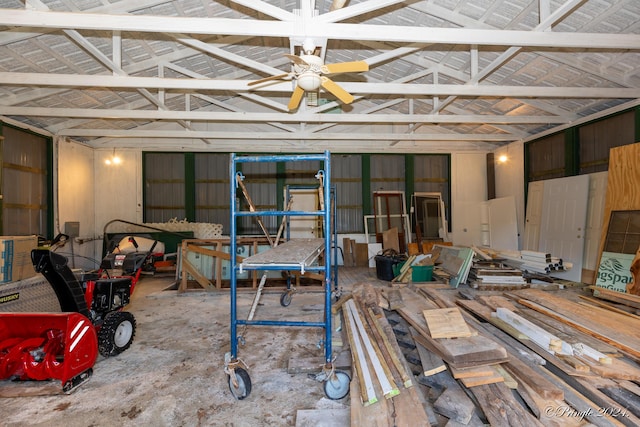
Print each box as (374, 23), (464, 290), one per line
(105, 148), (121, 165)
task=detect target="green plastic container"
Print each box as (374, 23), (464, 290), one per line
(412, 265), (433, 282)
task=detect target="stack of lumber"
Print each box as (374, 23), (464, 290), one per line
(342, 284), (435, 426)
(344, 281), (640, 426)
(431, 245), (474, 287)
(467, 260), (528, 290)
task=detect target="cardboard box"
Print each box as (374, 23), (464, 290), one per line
(0, 235), (38, 283)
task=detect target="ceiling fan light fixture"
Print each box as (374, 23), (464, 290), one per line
(297, 72), (322, 91)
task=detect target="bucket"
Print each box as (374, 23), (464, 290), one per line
(412, 265), (433, 282)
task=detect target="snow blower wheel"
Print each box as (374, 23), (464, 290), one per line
(98, 311), (136, 357)
(228, 367), (252, 400)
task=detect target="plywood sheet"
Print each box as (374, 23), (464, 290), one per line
(422, 307), (473, 338)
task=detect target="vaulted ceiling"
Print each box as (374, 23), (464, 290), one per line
(1, 0), (639, 153)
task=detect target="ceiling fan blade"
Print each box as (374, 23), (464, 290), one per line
(323, 60), (369, 74)
(320, 76), (354, 105)
(288, 85), (305, 111)
(284, 54), (309, 67)
(248, 73), (291, 86)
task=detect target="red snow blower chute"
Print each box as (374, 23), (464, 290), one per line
(0, 235), (158, 394)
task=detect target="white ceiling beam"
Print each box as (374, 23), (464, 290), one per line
(2, 73), (636, 98)
(0, 106), (569, 124)
(55, 129), (517, 142)
(317, 0), (408, 23)
(229, 0), (296, 21)
(1, 9), (639, 49)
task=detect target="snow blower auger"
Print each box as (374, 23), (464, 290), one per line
(0, 239), (155, 394)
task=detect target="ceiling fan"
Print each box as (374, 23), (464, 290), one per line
(248, 39), (369, 111)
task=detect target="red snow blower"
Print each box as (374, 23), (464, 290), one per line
(0, 235), (158, 393)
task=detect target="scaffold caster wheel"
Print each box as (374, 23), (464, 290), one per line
(228, 367), (252, 400)
(280, 291), (293, 307)
(323, 370), (350, 400)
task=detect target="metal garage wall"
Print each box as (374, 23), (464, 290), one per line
(1, 125), (51, 237)
(332, 155), (362, 233)
(143, 153), (186, 222)
(195, 153), (229, 231)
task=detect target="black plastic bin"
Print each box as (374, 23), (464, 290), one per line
(375, 254), (405, 281)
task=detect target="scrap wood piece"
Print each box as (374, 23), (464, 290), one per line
(578, 296), (640, 319)
(433, 387), (475, 425)
(365, 307), (412, 388)
(510, 288), (640, 361)
(342, 299), (378, 406)
(396, 287), (509, 369)
(590, 286), (640, 311)
(450, 364), (498, 379)
(354, 284), (414, 389)
(477, 295), (519, 313)
(181, 257), (214, 290)
(408, 327), (446, 377)
(495, 307), (572, 355)
(471, 383), (544, 427)
(456, 299), (528, 340)
(574, 354), (640, 381)
(379, 287), (404, 310)
(422, 307), (474, 339)
(515, 380), (583, 427)
(459, 368), (505, 388)
(345, 299), (399, 399)
(458, 299), (597, 378)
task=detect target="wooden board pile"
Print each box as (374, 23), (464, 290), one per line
(467, 260), (527, 290)
(342, 282), (640, 426)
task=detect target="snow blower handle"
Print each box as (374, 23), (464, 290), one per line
(128, 236), (139, 250)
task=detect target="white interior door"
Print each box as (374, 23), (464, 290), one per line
(287, 188), (319, 239)
(523, 181), (544, 251)
(539, 175), (589, 282)
(487, 196), (519, 251)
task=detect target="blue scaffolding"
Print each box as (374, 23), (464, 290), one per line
(224, 151), (349, 400)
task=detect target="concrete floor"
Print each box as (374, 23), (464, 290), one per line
(1, 271), (369, 427)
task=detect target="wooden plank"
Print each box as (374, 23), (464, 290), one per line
(578, 296), (640, 319)
(365, 307), (412, 388)
(342, 298), (378, 406)
(343, 237), (354, 267)
(510, 288), (640, 360)
(471, 383), (544, 427)
(495, 307), (567, 354)
(409, 327), (446, 376)
(597, 143), (640, 280)
(345, 300), (399, 399)
(397, 288), (509, 368)
(450, 364), (497, 379)
(181, 257), (214, 289)
(241, 238), (324, 267)
(355, 243), (370, 268)
(382, 227), (400, 253)
(422, 307), (473, 339)
(590, 286), (640, 310)
(432, 387), (475, 424)
(459, 368), (505, 388)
